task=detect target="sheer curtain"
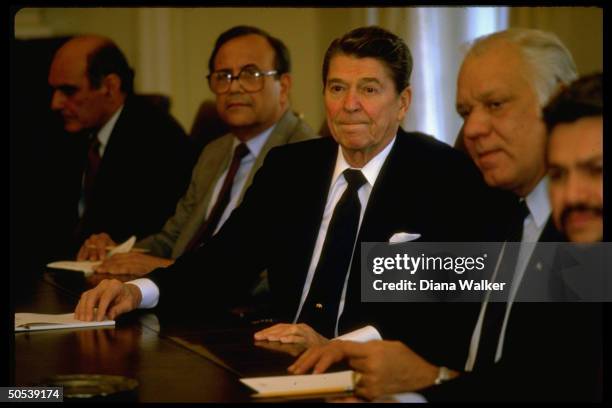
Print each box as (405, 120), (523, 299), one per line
(367, 7), (508, 145)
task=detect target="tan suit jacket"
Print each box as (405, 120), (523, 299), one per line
(137, 110), (317, 258)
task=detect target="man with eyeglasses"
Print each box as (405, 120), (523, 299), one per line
(77, 26), (317, 278)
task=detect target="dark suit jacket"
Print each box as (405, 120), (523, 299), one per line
(45, 95), (196, 258)
(422, 218), (603, 401)
(149, 128), (504, 364)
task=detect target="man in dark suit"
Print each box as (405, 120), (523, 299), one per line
(289, 29), (602, 402)
(46, 35), (194, 258)
(74, 26), (496, 364)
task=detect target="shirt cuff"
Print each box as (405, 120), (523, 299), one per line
(128, 278), (160, 309)
(387, 392), (428, 403)
(334, 325), (382, 342)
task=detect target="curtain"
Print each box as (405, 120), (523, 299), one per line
(367, 7), (508, 145)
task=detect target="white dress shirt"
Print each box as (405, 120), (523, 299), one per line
(465, 177), (551, 371)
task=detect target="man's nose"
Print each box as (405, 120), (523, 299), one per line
(563, 172), (589, 205)
(462, 108), (491, 140)
(50, 90), (66, 111)
(228, 75), (243, 93)
(342, 89), (361, 112)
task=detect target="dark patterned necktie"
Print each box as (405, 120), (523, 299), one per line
(184, 143), (249, 252)
(298, 169), (367, 338)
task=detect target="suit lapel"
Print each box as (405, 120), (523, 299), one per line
(173, 135), (233, 256)
(281, 138), (339, 315)
(238, 110), (299, 204)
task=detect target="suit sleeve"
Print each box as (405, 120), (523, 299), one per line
(147, 145), (286, 313)
(136, 146), (213, 258)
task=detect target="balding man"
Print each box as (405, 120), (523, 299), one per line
(47, 35), (194, 256)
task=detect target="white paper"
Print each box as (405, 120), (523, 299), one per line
(389, 232), (421, 244)
(335, 325), (382, 343)
(107, 235), (136, 257)
(46, 260), (100, 275)
(15, 313), (115, 332)
(46, 235), (137, 275)
(240, 370), (355, 398)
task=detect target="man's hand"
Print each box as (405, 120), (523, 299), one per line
(77, 233), (116, 261)
(253, 323), (329, 347)
(93, 253), (174, 276)
(74, 279), (142, 321)
(288, 340), (453, 400)
(254, 340), (306, 357)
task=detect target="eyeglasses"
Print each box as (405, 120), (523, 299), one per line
(207, 67), (278, 94)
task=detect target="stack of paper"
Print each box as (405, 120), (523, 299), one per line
(240, 370), (356, 398)
(15, 313), (115, 332)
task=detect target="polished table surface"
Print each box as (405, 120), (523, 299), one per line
(11, 270), (335, 402)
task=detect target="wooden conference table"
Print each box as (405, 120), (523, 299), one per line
(12, 269), (339, 402)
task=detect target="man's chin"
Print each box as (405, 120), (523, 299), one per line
(222, 114), (256, 128)
(64, 123), (85, 134)
(565, 224), (603, 243)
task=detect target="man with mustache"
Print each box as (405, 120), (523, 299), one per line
(74, 26), (497, 358)
(545, 73), (603, 243)
(46, 35), (195, 257)
(77, 26), (316, 278)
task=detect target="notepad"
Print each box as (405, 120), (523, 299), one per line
(240, 370), (356, 398)
(15, 313), (115, 332)
(46, 236), (138, 275)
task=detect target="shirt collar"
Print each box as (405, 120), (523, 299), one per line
(232, 122), (276, 158)
(96, 104), (124, 156)
(524, 176), (551, 228)
(331, 135), (397, 188)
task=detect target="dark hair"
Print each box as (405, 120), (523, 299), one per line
(322, 26), (412, 93)
(208, 25), (291, 75)
(543, 72), (602, 133)
(87, 42), (135, 95)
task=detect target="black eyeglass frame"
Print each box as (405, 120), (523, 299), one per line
(207, 68), (280, 94)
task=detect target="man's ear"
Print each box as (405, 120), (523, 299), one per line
(101, 73), (122, 98)
(397, 86), (412, 121)
(279, 73), (292, 106)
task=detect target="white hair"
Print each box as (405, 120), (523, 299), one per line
(468, 28), (578, 106)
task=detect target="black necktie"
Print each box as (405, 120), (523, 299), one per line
(184, 143), (249, 252)
(298, 169), (367, 338)
(475, 199), (529, 369)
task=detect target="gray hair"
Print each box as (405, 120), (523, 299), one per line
(468, 28), (578, 106)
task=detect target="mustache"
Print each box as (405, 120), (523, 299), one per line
(560, 203), (603, 225)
